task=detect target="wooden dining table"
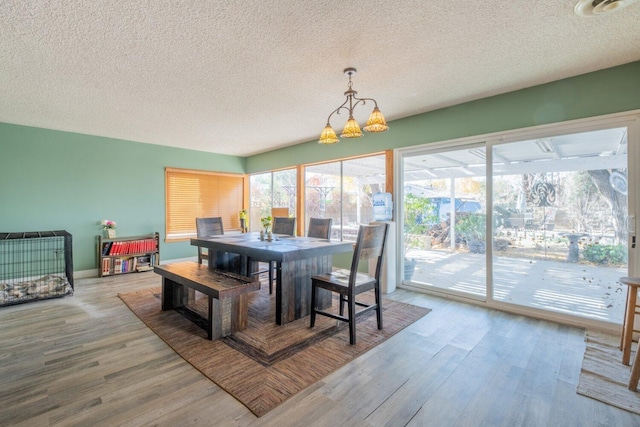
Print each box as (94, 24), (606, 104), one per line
(191, 232), (353, 325)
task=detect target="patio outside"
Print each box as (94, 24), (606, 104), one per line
(407, 246), (627, 324)
(402, 127), (629, 326)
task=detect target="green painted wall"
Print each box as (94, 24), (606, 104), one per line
(246, 61), (640, 173)
(0, 124), (245, 271)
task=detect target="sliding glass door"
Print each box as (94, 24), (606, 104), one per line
(400, 118), (635, 325)
(492, 128), (629, 322)
(402, 145), (487, 299)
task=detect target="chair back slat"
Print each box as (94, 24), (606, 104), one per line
(195, 217), (224, 264)
(357, 227), (387, 260)
(350, 223), (389, 285)
(272, 217), (296, 235)
(196, 217), (224, 237)
(307, 218), (333, 240)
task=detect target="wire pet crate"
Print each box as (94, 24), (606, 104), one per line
(0, 230), (74, 306)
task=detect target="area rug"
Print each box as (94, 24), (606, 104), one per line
(577, 330), (640, 414)
(118, 284), (430, 417)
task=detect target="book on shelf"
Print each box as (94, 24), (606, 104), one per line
(104, 238), (157, 256)
(102, 257), (111, 275)
(136, 255), (151, 266)
(101, 242), (112, 256)
(135, 254), (156, 271)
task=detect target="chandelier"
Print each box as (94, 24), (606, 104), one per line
(318, 68), (389, 144)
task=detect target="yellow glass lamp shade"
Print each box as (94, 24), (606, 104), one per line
(318, 124), (339, 144)
(340, 116), (363, 138)
(363, 107), (389, 133)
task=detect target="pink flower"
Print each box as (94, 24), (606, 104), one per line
(101, 219), (117, 229)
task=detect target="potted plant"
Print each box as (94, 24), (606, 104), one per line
(403, 194), (436, 280)
(456, 213), (486, 254)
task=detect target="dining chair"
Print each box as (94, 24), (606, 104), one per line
(253, 216), (296, 294)
(310, 223), (389, 345)
(272, 217), (296, 236)
(195, 217), (224, 264)
(307, 217), (333, 240)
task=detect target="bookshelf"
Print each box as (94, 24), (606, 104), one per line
(97, 232), (160, 277)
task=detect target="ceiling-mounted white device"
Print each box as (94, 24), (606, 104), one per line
(575, 0), (639, 16)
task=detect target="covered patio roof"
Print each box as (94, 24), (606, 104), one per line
(403, 127), (627, 180)
(308, 126), (628, 187)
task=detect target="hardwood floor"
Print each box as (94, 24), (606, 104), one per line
(1, 272), (639, 426)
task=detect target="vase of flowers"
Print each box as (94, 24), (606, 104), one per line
(260, 216), (272, 232)
(260, 216), (272, 240)
(101, 219), (117, 238)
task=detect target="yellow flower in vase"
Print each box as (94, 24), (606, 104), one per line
(260, 216), (272, 233)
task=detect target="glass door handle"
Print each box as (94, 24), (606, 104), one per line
(627, 214), (636, 234)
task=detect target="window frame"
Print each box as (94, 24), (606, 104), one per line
(248, 168), (298, 232)
(304, 153), (387, 241)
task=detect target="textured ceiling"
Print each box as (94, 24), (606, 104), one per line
(1, 1), (640, 157)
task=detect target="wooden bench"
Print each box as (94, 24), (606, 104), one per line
(154, 262), (260, 340)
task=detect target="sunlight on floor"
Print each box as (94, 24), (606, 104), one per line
(407, 250), (625, 324)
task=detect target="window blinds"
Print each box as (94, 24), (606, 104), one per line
(165, 168), (244, 240)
